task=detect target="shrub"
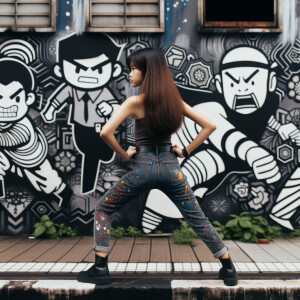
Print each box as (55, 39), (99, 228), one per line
(33, 214), (77, 239)
(110, 226), (126, 239)
(126, 226), (141, 237)
(290, 226), (300, 237)
(110, 226), (142, 238)
(213, 212), (282, 242)
(171, 220), (198, 246)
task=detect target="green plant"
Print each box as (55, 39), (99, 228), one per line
(33, 214), (77, 239)
(290, 226), (300, 237)
(126, 226), (141, 237)
(212, 221), (232, 240)
(213, 212), (282, 243)
(154, 230), (163, 234)
(171, 220), (198, 246)
(55, 223), (77, 237)
(110, 226), (142, 238)
(110, 226), (126, 239)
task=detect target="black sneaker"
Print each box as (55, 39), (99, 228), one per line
(219, 256), (238, 286)
(77, 255), (111, 285)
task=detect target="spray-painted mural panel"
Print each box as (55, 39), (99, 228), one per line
(0, 0), (300, 235)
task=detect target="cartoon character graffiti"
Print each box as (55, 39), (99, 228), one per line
(142, 46), (300, 232)
(0, 41), (72, 209)
(42, 33), (125, 194)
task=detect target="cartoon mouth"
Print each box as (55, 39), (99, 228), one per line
(78, 76), (99, 84)
(0, 105), (18, 117)
(233, 93), (259, 110)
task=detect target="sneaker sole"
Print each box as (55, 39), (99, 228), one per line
(224, 277), (238, 286)
(77, 276), (111, 285)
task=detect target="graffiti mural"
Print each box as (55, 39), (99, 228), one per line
(143, 43), (300, 233)
(0, 0), (300, 235)
(42, 33), (125, 195)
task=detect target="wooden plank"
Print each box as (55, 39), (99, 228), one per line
(257, 242), (299, 263)
(59, 236), (93, 262)
(0, 238), (40, 262)
(35, 237), (80, 262)
(0, 236), (9, 242)
(226, 240), (252, 262)
(192, 239), (218, 262)
(284, 237), (300, 247)
(109, 237), (134, 262)
(235, 241), (276, 262)
(150, 238), (170, 262)
(12, 238), (61, 262)
(169, 239), (198, 262)
(272, 238), (300, 260)
(129, 237), (150, 262)
(84, 239), (116, 262)
(0, 237), (26, 255)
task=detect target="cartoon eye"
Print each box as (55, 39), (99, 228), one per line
(97, 66), (103, 74)
(75, 66), (81, 74)
(231, 83), (234, 87)
(15, 96), (20, 103)
(251, 81), (255, 86)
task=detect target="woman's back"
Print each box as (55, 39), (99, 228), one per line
(133, 96), (171, 146)
(135, 118), (171, 146)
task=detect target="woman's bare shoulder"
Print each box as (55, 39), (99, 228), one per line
(129, 95), (144, 119)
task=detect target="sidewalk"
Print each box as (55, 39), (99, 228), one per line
(1, 235), (300, 299)
(1, 235), (300, 277)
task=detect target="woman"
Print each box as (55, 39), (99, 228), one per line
(77, 48), (238, 286)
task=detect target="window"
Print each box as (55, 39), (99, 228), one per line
(85, 0), (164, 32)
(0, 0), (56, 32)
(198, 0), (282, 32)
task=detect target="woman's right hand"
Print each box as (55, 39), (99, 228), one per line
(125, 146), (137, 161)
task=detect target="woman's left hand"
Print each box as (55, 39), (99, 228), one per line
(171, 144), (184, 158)
(125, 146), (137, 161)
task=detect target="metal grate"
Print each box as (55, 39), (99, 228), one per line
(86, 0), (164, 32)
(0, 0), (56, 32)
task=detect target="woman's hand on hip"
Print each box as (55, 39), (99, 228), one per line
(125, 146), (137, 161)
(171, 145), (184, 158)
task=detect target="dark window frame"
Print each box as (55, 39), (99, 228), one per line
(198, 0), (282, 32)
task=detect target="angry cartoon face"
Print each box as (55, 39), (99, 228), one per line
(0, 81), (35, 123)
(221, 66), (269, 114)
(215, 46), (277, 115)
(62, 54), (113, 90)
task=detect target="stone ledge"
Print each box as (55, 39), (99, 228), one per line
(0, 280), (300, 300)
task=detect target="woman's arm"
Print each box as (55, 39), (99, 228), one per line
(181, 100), (216, 155)
(100, 96), (138, 161)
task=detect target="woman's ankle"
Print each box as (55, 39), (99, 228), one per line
(95, 251), (108, 258)
(219, 251), (229, 259)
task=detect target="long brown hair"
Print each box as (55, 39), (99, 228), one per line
(126, 48), (184, 137)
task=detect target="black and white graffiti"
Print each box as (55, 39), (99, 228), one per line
(142, 45), (300, 232)
(0, 40), (72, 220)
(42, 33), (125, 195)
(1, 15), (300, 235)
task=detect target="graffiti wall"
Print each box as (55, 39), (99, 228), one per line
(0, 0), (300, 235)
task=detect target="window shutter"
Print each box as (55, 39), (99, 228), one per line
(0, 0), (56, 32)
(86, 0), (164, 32)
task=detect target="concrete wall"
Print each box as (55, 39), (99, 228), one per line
(0, 0), (300, 235)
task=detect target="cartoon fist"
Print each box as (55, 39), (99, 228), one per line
(246, 146), (281, 184)
(96, 102), (113, 117)
(0, 152), (10, 177)
(278, 123), (300, 146)
(42, 104), (56, 123)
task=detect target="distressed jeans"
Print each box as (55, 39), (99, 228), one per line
(93, 150), (228, 258)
